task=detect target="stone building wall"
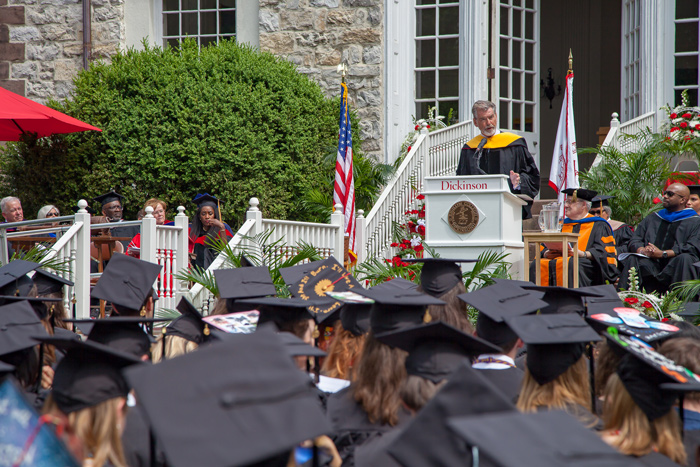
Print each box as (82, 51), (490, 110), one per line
(259, 0), (384, 158)
(0, 0), (124, 102)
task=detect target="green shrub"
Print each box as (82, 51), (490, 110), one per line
(0, 39), (353, 225)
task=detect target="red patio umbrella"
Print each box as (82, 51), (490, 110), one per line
(0, 85), (101, 141)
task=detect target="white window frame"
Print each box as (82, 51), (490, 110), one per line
(621, 0), (642, 121)
(672, 3), (699, 106)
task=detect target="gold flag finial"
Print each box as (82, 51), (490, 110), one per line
(337, 62), (348, 83)
(568, 49), (573, 74)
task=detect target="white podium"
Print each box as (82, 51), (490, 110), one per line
(422, 175), (526, 279)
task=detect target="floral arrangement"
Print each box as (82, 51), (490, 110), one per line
(617, 267), (682, 321)
(389, 192), (426, 263)
(398, 107), (448, 160)
(661, 89), (700, 141)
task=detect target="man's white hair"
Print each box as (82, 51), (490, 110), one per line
(0, 197), (20, 214)
(472, 100), (497, 119)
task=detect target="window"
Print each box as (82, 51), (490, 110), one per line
(162, 0), (236, 48)
(622, 0), (641, 120)
(673, 1), (699, 106)
(415, 0), (460, 124)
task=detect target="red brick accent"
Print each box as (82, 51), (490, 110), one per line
(0, 6), (24, 25)
(0, 43), (24, 62)
(0, 80), (25, 96)
(0, 24), (8, 43)
(0, 62), (8, 79)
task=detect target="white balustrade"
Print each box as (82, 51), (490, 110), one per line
(592, 111), (657, 168)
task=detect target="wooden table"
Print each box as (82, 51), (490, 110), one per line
(523, 231), (581, 288)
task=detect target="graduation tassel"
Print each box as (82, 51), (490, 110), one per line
(680, 393), (686, 439)
(161, 327), (167, 362)
(34, 343), (45, 394)
(588, 343), (596, 415)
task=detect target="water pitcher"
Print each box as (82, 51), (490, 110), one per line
(538, 202), (561, 232)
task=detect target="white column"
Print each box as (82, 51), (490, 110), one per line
(74, 200), (91, 319)
(174, 206), (189, 303)
(141, 206), (157, 264)
(331, 203), (344, 261)
(247, 197), (262, 235)
(355, 210), (366, 264)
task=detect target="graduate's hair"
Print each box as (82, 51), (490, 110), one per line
(151, 334), (199, 363)
(472, 100), (497, 119)
(602, 373), (686, 465)
(416, 282), (475, 334)
(659, 337), (700, 402)
(352, 332), (408, 426)
(400, 375), (446, 412)
(517, 355), (591, 416)
(43, 394), (129, 467)
(321, 321), (366, 381)
(594, 340), (622, 398)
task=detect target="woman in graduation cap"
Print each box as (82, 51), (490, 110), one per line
(188, 194), (233, 270)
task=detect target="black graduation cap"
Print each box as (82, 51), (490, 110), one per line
(0, 259), (40, 298)
(585, 303), (676, 343)
(275, 331), (327, 358)
(339, 301), (372, 336)
(506, 313), (601, 385)
(385, 361), (516, 466)
(353, 287), (446, 335)
(604, 331), (700, 421)
(368, 277), (418, 293)
(675, 301), (700, 322)
(236, 296), (316, 327)
(590, 194), (614, 210)
(0, 300), (48, 357)
(278, 260), (326, 286)
(688, 185), (700, 196)
(562, 187), (598, 202)
(93, 190), (124, 207)
(0, 361), (14, 375)
(459, 282), (548, 346)
(123, 327), (331, 467)
(31, 268), (74, 296)
(240, 255), (256, 268)
(289, 257), (362, 316)
(376, 322), (502, 383)
(91, 253), (162, 314)
(214, 266), (277, 300)
(521, 285), (603, 315)
(578, 284), (621, 303)
(403, 258), (477, 297)
(35, 336), (142, 414)
(447, 410), (640, 467)
(192, 193), (220, 208)
(66, 317), (168, 358)
(161, 297), (216, 345)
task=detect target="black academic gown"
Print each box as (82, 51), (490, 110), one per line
(456, 132), (540, 219)
(634, 451), (683, 466)
(473, 366), (524, 404)
(353, 427), (404, 467)
(619, 211), (700, 293)
(122, 403), (167, 467)
(684, 429), (700, 467)
(610, 221), (633, 254)
(110, 222), (140, 249)
(326, 386), (412, 467)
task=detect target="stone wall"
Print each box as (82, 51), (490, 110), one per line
(0, 0), (124, 102)
(259, 0), (384, 158)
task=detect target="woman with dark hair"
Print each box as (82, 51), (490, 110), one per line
(188, 194), (233, 270)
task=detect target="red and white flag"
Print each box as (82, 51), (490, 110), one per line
(334, 82), (356, 255)
(549, 71), (578, 215)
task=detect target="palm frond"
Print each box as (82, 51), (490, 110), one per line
(463, 250), (511, 291)
(174, 266), (218, 296)
(154, 307), (182, 320)
(7, 245), (71, 274)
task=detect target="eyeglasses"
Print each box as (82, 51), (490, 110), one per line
(46, 211), (59, 217)
(663, 191), (680, 198)
(589, 209), (602, 215)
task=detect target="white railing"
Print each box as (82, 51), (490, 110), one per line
(357, 120), (473, 263)
(592, 111), (658, 168)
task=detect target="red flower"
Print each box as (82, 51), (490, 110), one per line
(653, 197), (661, 204)
(686, 135), (692, 141)
(414, 244), (424, 253)
(416, 194), (425, 200)
(426, 124), (431, 129)
(408, 270), (415, 279)
(417, 210), (425, 219)
(642, 301), (653, 309)
(696, 124), (700, 130)
(624, 297), (639, 305)
(661, 317), (669, 323)
(681, 122), (688, 129)
(670, 113), (677, 119)
(390, 242), (399, 247)
(406, 146), (411, 152)
(415, 124), (420, 130)
(671, 127), (680, 132)
(417, 225), (426, 235)
(683, 113), (692, 119)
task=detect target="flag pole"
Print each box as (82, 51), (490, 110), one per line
(568, 49), (573, 74)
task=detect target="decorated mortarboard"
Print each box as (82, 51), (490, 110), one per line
(35, 336), (142, 414)
(459, 282), (548, 346)
(506, 313), (601, 385)
(447, 410), (641, 467)
(90, 253), (162, 314)
(368, 277), (418, 293)
(236, 296), (317, 327)
(214, 266), (277, 300)
(0, 259), (40, 298)
(65, 317), (169, 358)
(590, 194), (614, 209)
(403, 257), (477, 297)
(93, 190), (124, 207)
(290, 257), (362, 317)
(162, 297), (218, 345)
(192, 193), (221, 207)
(561, 187), (598, 202)
(124, 327), (331, 467)
(278, 260), (326, 286)
(521, 285), (603, 315)
(30, 269), (73, 296)
(386, 361), (516, 466)
(604, 330), (700, 421)
(585, 304), (678, 343)
(376, 322), (501, 383)
(353, 287), (446, 334)
(0, 301), (48, 358)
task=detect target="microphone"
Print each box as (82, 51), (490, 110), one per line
(474, 137), (488, 175)
(476, 137), (488, 152)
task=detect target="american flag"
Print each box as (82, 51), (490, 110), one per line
(334, 82), (355, 253)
